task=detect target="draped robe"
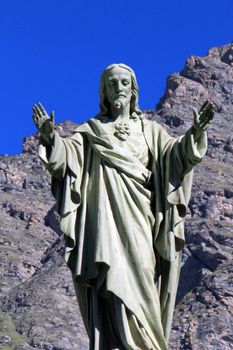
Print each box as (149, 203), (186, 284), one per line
(39, 116), (207, 350)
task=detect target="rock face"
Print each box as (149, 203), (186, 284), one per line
(156, 43), (233, 350)
(0, 44), (233, 349)
(0, 122), (88, 350)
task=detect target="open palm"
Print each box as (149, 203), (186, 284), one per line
(33, 103), (55, 144)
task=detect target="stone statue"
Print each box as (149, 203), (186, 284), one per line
(32, 64), (214, 350)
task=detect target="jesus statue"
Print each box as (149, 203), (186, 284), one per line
(33, 63), (213, 350)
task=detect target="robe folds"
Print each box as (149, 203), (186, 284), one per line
(39, 116), (207, 350)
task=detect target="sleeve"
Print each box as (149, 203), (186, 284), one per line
(38, 130), (84, 212)
(157, 125), (207, 215)
(177, 126), (207, 175)
(38, 130), (85, 256)
(38, 130), (84, 181)
(38, 131), (67, 180)
(155, 124), (208, 260)
(159, 125), (207, 180)
(155, 126), (208, 340)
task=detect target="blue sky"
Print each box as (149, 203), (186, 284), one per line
(1, 0), (232, 155)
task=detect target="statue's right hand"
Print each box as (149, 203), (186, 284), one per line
(33, 103), (55, 144)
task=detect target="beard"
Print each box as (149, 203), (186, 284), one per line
(113, 96), (131, 110)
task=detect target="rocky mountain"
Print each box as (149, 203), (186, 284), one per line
(0, 43), (233, 349)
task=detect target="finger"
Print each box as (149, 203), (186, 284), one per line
(32, 112), (38, 120)
(192, 108), (200, 128)
(199, 105), (213, 124)
(199, 113), (212, 126)
(192, 107), (199, 120)
(199, 110), (208, 123)
(205, 111), (214, 123)
(33, 105), (38, 114)
(203, 105), (214, 120)
(50, 111), (55, 123)
(199, 115), (212, 129)
(199, 103), (213, 123)
(33, 104), (43, 118)
(207, 105), (214, 119)
(32, 114), (39, 127)
(38, 102), (46, 115)
(200, 102), (213, 116)
(204, 102), (213, 112)
(199, 100), (209, 113)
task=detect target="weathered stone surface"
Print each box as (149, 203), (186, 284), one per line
(0, 151), (88, 349)
(170, 262), (233, 350)
(0, 43), (233, 349)
(156, 43), (233, 349)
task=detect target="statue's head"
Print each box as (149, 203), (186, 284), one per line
(99, 63), (142, 118)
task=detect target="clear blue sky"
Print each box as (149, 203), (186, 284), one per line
(1, 0), (232, 155)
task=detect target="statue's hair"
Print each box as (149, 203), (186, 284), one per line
(98, 63), (142, 117)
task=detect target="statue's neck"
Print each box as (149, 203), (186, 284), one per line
(110, 104), (131, 122)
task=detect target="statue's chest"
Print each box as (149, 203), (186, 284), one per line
(102, 122), (150, 168)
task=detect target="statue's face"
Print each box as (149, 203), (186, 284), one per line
(105, 66), (132, 110)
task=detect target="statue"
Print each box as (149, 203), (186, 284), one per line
(32, 64), (214, 350)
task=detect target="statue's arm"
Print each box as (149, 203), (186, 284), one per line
(173, 101), (214, 174)
(158, 101), (214, 179)
(181, 101), (214, 165)
(32, 103), (67, 179)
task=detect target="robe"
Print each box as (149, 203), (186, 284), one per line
(39, 115), (207, 350)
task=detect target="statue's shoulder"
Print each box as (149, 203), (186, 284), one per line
(73, 117), (96, 134)
(141, 115), (165, 134)
(72, 115), (107, 140)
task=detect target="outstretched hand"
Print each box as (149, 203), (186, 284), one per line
(33, 103), (55, 145)
(192, 101), (214, 139)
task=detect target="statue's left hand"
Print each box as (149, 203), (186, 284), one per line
(192, 101), (214, 138)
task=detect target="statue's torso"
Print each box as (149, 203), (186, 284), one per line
(97, 116), (151, 168)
